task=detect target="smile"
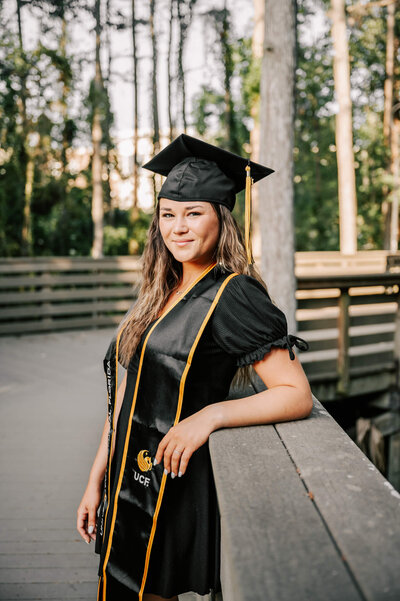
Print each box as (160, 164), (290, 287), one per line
(173, 241), (193, 246)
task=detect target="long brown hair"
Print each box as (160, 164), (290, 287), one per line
(117, 200), (270, 388)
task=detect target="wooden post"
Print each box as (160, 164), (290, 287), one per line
(389, 286), (400, 489)
(388, 432), (400, 491)
(337, 286), (350, 395)
(394, 285), (400, 387)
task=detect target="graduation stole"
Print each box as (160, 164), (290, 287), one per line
(96, 261), (238, 601)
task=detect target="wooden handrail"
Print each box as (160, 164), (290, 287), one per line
(209, 380), (400, 601)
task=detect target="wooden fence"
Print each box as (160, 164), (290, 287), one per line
(297, 272), (400, 400)
(0, 256), (142, 335)
(0, 255), (399, 400)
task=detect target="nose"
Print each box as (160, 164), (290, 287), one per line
(173, 215), (189, 233)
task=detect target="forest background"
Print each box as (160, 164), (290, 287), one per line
(0, 0), (399, 259)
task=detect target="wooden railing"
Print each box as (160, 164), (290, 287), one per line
(1, 256), (399, 398)
(0, 256), (142, 335)
(210, 379), (400, 601)
(296, 273), (400, 398)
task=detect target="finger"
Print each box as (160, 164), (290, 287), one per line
(170, 446), (184, 478)
(154, 430), (172, 467)
(77, 508), (91, 544)
(162, 441), (174, 474)
(88, 505), (97, 541)
(177, 448), (192, 477)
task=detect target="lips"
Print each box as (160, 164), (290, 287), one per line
(173, 240), (193, 245)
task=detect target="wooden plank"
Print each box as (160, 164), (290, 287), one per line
(349, 293), (399, 305)
(351, 311), (397, 326)
(350, 350), (395, 370)
(0, 567), (96, 584)
(0, 285), (137, 305)
(0, 272), (141, 288)
(0, 582), (98, 599)
(298, 294), (397, 310)
(306, 360), (396, 383)
(0, 315), (122, 335)
(209, 425), (362, 601)
(0, 553), (96, 569)
(274, 398), (400, 601)
(298, 273), (400, 288)
(0, 256), (141, 273)
(0, 299), (133, 319)
(297, 297), (340, 310)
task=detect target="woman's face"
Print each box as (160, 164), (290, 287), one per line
(158, 198), (220, 265)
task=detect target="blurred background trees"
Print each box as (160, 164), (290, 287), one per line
(0, 0), (399, 258)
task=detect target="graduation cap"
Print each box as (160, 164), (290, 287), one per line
(142, 133), (274, 264)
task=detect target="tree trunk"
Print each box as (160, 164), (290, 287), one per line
(131, 0), (139, 217)
(58, 0), (70, 255)
(221, 4), (235, 151)
(383, 0), (397, 249)
(390, 119), (400, 251)
(150, 0), (160, 206)
(259, 0), (297, 331)
(250, 0), (264, 262)
(167, 0), (175, 141)
(60, 7), (68, 177)
(16, 0), (32, 256)
(91, 0), (104, 259)
(104, 0), (113, 220)
(330, 0), (358, 255)
(383, 0), (395, 146)
(177, 1), (187, 133)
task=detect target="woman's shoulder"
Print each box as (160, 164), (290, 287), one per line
(227, 271), (269, 290)
(216, 271), (275, 312)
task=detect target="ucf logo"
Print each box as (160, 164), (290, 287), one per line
(137, 449), (153, 472)
(133, 450), (152, 488)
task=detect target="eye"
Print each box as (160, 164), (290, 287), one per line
(188, 211), (201, 216)
(161, 212), (173, 218)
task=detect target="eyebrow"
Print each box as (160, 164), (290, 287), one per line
(160, 205), (204, 211)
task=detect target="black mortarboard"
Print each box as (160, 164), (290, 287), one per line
(142, 133), (274, 264)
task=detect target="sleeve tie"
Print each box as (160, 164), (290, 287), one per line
(284, 334), (310, 360)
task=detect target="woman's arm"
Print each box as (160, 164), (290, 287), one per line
(207, 348), (313, 430)
(76, 371), (127, 543)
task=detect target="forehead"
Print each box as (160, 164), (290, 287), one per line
(159, 198), (211, 210)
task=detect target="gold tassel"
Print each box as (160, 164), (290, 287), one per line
(245, 162), (254, 265)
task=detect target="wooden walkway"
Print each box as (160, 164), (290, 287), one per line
(0, 330), (207, 601)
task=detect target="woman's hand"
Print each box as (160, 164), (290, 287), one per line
(77, 480), (102, 544)
(154, 406), (219, 478)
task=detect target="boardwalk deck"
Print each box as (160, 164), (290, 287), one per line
(0, 330), (207, 601)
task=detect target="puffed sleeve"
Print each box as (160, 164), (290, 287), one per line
(212, 274), (309, 366)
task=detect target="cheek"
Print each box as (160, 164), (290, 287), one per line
(206, 218), (220, 245)
(158, 221), (171, 241)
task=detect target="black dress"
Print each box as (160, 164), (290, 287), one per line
(100, 269), (309, 599)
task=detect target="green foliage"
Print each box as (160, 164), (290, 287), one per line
(1, 0), (397, 257)
(295, 1), (338, 250)
(103, 208), (152, 256)
(32, 184), (93, 256)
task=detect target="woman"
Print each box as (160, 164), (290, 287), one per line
(77, 134), (312, 601)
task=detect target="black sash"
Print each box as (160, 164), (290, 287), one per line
(96, 263), (238, 600)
